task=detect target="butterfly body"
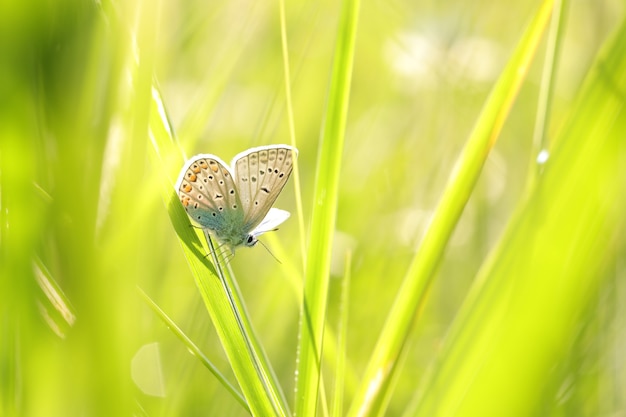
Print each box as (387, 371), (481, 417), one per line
(176, 145), (297, 253)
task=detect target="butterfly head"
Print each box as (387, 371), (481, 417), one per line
(244, 234), (259, 247)
(219, 230), (259, 252)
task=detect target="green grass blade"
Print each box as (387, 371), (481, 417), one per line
(331, 251), (352, 417)
(411, 16), (626, 416)
(294, 0), (360, 415)
(347, 1), (556, 416)
(149, 86), (289, 417)
(279, 0), (307, 266)
(137, 288), (250, 412)
(528, 0), (568, 187)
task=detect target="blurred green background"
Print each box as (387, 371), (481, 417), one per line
(1, 0), (625, 415)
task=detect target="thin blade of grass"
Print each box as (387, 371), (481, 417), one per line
(137, 288), (249, 412)
(527, 0), (568, 187)
(294, 0), (360, 415)
(411, 16), (626, 416)
(331, 250), (352, 417)
(347, 1), (556, 416)
(279, 0), (307, 267)
(148, 85), (289, 417)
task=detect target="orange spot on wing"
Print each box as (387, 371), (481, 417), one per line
(209, 161), (219, 172)
(183, 184), (192, 192)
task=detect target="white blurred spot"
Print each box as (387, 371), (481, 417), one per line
(386, 30), (503, 89)
(385, 33), (442, 89)
(484, 150), (507, 203)
(537, 149), (549, 165)
(448, 37), (503, 83)
(394, 208), (432, 248)
(131, 342), (166, 397)
(330, 230), (358, 276)
(388, 33), (441, 76)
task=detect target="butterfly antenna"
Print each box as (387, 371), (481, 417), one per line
(257, 240), (282, 264)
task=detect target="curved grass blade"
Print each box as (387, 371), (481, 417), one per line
(138, 288), (249, 412)
(347, 1), (557, 415)
(149, 85), (290, 417)
(411, 15), (626, 416)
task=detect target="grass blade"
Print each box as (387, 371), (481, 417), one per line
(294, 0), (361, 415)
(279, 0), (307, 266)
(347, 1), (556, 415)
(138, 288), (250, 412)
(149, 85), (290, 417)
(528, 0), (568, 186)
(411, 16), (626, 416)
(331, 251), (352, 417)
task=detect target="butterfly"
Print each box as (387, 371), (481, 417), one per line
(176, 145), (297, 254)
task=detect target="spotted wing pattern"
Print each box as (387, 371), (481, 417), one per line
(177, 155), (243, 235)
(233, 146), (296, 231)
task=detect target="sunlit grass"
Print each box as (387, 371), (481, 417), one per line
(2, 0), (625, 416)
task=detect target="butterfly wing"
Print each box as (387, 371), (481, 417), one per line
(177, 154), (244, 242)
(251, 208), (291, 238)
(233, 145), (297, 231)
